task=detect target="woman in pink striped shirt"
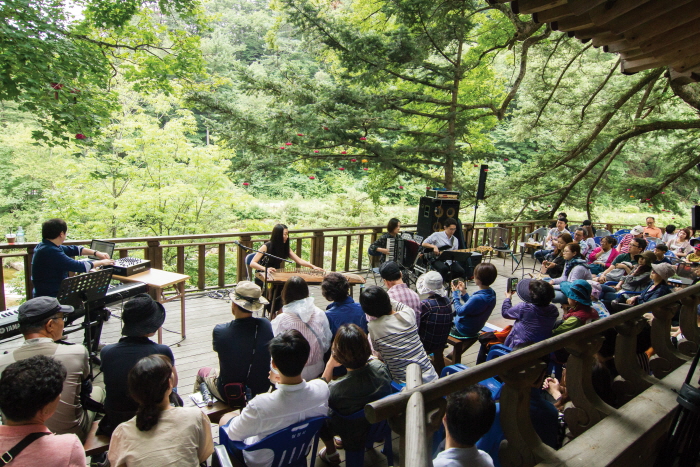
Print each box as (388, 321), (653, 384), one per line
(271, 277), (332, 380)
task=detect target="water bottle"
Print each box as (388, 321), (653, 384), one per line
(15, 227), (25, 244)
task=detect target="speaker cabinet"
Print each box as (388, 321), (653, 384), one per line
(476, 164), (488, 200)
(692, 205), (700, 231)
(417, 197), (460, 240)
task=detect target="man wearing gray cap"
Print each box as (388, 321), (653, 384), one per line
(0, 296), (104, 441)
(194, 281), (273, 407)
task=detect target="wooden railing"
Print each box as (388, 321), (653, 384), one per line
(367, 284), (700, 467)
(0, 220), (637, 310)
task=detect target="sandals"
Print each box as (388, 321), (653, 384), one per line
(318, 447), (341, 465)
(333, 436), (343, 450)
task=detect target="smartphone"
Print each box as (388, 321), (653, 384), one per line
(507, 277), (519, 293)
(452, 277), (464, 286)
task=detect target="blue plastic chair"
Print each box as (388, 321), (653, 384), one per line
(645, 240), (656, 251)
(485, 344), (512, 362)
(614, 229), (631, 235)
(593, 236), (602, 246)
(390, 381), (405, 393)
(440, 364), (503, 400)
(218, 416), (328, 467)
(475, 403), (505, 467)
(335, 409), (394, 467)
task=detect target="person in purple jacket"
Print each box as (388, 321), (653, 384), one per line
(502, 279), (559, 349)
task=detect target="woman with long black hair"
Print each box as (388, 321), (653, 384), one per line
(251, 224), (323, 276)
(108, 355), (213, 466)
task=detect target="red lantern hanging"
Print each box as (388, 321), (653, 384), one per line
(297, 133), (304, 136)
(359, 137), (367, 141)
(75, 134), (86, 140)
(309, 176), (315, 180)
(341, 151), (347, 155)
(314, 150), (319, 153)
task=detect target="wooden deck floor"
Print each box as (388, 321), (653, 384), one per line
(0, 253), (541, 466)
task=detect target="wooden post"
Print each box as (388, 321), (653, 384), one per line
(344, 235), (351, 272)
(198, 244), (206, 290)
(147, 240), (163, 269)
(176, 246), (185, 275)
(499, 360), (555, 467)
(563, 335), (616, 437)
(357, 234), (365, 271)
(24, 247), (33, 301)
(331, 237), (338, 272)
(613, 318), (657, 405)
(311, 231), (325, 269)
(218, 243), (226, 288)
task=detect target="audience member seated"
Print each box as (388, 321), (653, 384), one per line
(611, 263), (675, 312)
(416, 271), (455, 375)
(0, 356), (86, 466)
(108, 355), (213, 466)
(582, 219), (596, 238)
(668, 228), (692, 258)
(433, 385), (496, 467)
(222, 330), (329, 467)
(573, 228), (594, 257)
(381, 261), (421, 324)
(271, 276), (332, 380)
(322, 272), (368, 337)
(100, 294), (175, 435)
(552, 280), (598, 335)
(450, 263), (498, 340)
(535, 218), (570, 265)
(361, 286), (437, 384)
(685, 240), (700, 263)
(0, 296), (103, 441)
(617, 225), (644, 254)
(598, 251), (655, 307)
(643, 216), (663, 239)
(194, 281), (272, 407)
(587, 235), (619, 275)
(596, 238), (646, 284)
(501, 279), (558, 349)
(661, 224), (676, 244)
(316, 324), (393, 464)
(540, 233), (573, 279)
(654, 243), (671, 264)
(550, 243), (592, 304)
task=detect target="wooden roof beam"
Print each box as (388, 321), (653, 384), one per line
(622, 0), (700, 44)
(668, 68), (700, 85)
(671, 53), (700, 74)
(601, 0), (695, 34)
(636, 17), (700, 53)
(622, 33), (700, 63)
(587, 0), (653, 26)
(511, 0), (568, 15)
(622, 41), (700, 71)
(554, 13), (594, 31)
(601, 40), (635, 53)
(532, 0), (606, 23)
(623, 51), (700, 74)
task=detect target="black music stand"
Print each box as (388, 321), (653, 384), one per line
(57, 269), (112, 373)
(435, 250), (472, 264)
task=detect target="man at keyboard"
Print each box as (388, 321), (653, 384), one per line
(32, 218), (114, 297)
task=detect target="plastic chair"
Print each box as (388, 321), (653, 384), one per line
(245, 253), (256, 281)
(475, 403), (505, 467)
(485, 344), (512, 362)
(645, 240), (656, 251)
(614, 229), (631, 235)
(595, 229), (612, 237)
(335, 408), (394, 467)
(366, 250), (383, 285)
(593, 236), (602, 246)
(440, 364), (503, 400)
(218, 416), (328, 467)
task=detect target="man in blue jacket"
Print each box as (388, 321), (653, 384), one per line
(31, 219), (114, 297)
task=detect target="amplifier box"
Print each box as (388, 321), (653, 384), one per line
(110, 258), (151, 276)
(426, 189), (460, 200)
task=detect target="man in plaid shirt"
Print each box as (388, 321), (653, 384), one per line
(380, 262), (421, 326)
(416, 271), (454, 376)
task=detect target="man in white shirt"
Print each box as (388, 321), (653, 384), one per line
(433, 385), (496, 467)
(222, 330), (329, 467)
(535, 218), (570, 264)
(422, 218), (464, 283)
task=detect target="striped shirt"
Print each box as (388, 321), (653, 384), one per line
(367, 300), (438, 384)
(387, 283), (421, 328)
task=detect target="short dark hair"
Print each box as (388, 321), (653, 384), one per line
(646, 217), (655, 221)
(321, 273), (350, 302)
(359, 286), (392, 318)
(41, 218), (67, 240)
(631, 238), (647, 250)
(443, 218), (457, 228)
(129, 354), (173, 432)
(281, 276), (309, 305)
(565, 242), (582, 258)
(474, 263), (497, 287)
(655, 243), (668, 252)
(445, 385), (496, 446)
(0, 355), (66, 422)
(387, 218), (400, 233)
(529, 280), (555, 307)
(665, 225), (676, 234)
(269, 330), (310, 377)
(332, 324), (371, 370)
(558, 212), (567, 218)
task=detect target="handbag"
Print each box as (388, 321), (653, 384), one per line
(0, 432), (50, 465)
(223, 322), (259, 409)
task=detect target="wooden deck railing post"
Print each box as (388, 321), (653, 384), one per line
(613, 318), (656, 405)
(218, 243), (226, 288)
(198, 244), (206, 290)
(237, 235), (252, 283)
(563, 335), (615, 437)
(499, 360), (555, 467)
(24, 246), (33, 301)
(146, 240), (163, 269)
(311, 231), (324, 269)
(649, 303), (689, 378)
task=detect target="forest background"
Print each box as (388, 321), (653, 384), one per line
(2, 0), (700, 247)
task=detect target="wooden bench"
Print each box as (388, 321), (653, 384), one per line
(200, 400), (236, 424)
(83, 421), (110, 457)
(444, 336), (478, 366)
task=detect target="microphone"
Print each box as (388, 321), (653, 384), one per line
(233, 240), (253, 251)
